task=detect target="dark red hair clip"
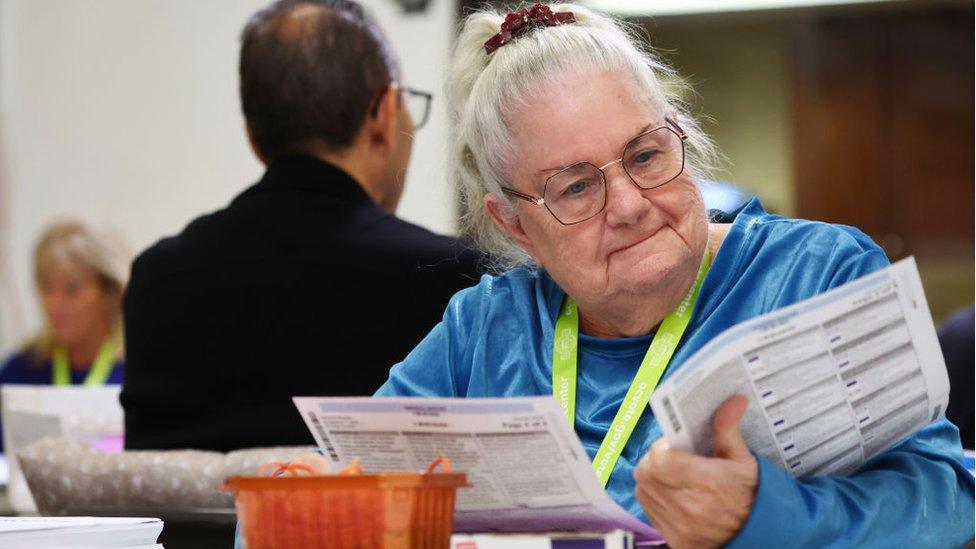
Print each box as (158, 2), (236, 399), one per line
(483, 4), (576, 55)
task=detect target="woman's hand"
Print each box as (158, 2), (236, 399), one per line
(634, 394), (758, 549)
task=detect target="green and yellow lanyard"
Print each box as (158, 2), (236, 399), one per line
(552, 249), (710, 487)
(52, 338), (119, 387)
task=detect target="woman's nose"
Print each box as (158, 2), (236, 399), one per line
(603, 164), (650, 227)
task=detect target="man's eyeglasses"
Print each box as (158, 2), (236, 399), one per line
(402, 87), (432, 130)
(501, 118), (688, 225)
(369, 85), (433, 131)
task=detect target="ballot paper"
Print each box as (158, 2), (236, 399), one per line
(293, 396), (662, 543)
(649, 257), (950, 477)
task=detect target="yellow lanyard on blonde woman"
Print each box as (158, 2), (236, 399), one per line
(552, 248), (710, 487)
(52, 338), (118, 386)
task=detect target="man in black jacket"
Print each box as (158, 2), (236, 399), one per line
(121, 0), (482, 451)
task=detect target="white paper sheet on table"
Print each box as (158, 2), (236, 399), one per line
(293, 396), (662, 543)
(649, 257), (950, 478)
(0, 516), (163, 548)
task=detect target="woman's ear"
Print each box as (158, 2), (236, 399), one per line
(484, 192), (541, 264)
(667, 107), (680, 125)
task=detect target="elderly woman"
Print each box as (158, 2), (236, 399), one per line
(0, 220), (128, 389)
(376, 4), (973, 547)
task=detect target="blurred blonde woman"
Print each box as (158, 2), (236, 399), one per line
(0, 220), (129, 390)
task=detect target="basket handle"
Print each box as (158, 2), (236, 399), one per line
(425, 455), (452, 474)
(339, 457), (363, 475)
(252, 455), (450, 477)
(258, 460), (318, 477)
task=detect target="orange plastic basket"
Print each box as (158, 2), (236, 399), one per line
(225, 470), (468, 549)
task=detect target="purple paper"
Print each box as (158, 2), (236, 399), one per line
(90, 433), (124, 453)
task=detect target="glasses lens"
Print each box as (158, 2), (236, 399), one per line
(623, 127), (684, 189)
(544, 163), (607, 224)
(405, 91), (430, 130)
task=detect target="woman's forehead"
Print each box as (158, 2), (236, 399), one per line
(509, 70), (661, 171)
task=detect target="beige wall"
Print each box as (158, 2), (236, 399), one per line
(642, 11), (972, 321)
(646, 14), (796, 215)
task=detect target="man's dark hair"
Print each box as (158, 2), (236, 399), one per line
(240, 0), (399, 160)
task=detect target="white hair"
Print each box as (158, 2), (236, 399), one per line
(447, 3), (717, 271)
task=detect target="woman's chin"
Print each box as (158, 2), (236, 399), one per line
(610, 251), (684, 297)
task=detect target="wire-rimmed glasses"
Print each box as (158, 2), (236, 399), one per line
(501, 118), (687, 225)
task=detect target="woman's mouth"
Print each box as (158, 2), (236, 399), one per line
(609, 227), (662, 257)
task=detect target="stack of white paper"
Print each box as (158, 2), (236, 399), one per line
(0, 517), (163, 548)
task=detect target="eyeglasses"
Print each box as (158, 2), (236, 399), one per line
(501, 118), (687, 225)
(402, 87), (432, 130)
(368, 85), (433, 131)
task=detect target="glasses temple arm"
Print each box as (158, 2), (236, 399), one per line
(665, 117), (688, 140)
(501, 187), (545, 205)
